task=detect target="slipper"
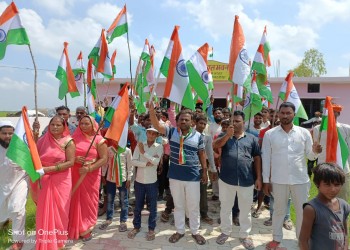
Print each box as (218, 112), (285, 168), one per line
(216, 233), (229, 245)
(265, 240), (285, 250)
(119, 222), (127, 232)
(239, 237), (255, 250)
(146, 231), (155, 241)
(127, 228), (140, 239)
(201, 216), (214, 225)
(264, 218), (272, 226)
(192, 234), (206, 245)
(99, 220), (112, 230)
(80, 232), (92, 242)
(169, 232), (184, 243)
(283, 219), (293, 230)
(160, 211), (170, 222)
(252, 210), (262, 218)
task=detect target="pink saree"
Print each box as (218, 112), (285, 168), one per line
(34, 127), (73, 250)
(68, 116), (105, 239)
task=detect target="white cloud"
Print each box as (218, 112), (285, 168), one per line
(32, 0), (75, 16)
(0, 77), (30, 91)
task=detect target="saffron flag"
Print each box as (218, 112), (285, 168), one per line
(187, 43), (211, 107)
(106, 4), (128, 43)
(88, 29), (113, 79)
(56, 42), (79, 99)
(228, 15), (250, 87)
(0, 2), (30, 60)
(105, 83), (129, 152)
(279, 71), (308, 122)
(160, 26), (194, 110)
(320, 96), (349, 169)
(73, 51), (85, 96)
(243, 71), (262, 121)
(6, 106), (43, 182)
(87, 58), (97, 99)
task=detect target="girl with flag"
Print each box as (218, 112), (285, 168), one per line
(68, 116), (108, 241)
(33, 116), (76, 250)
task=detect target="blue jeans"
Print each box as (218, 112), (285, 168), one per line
(133, 181), (158, 230)
(106, 181), (129, 222)
(269, 194), (291, 221)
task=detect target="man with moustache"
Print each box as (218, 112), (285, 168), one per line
(262, 102), (322, 249)
(0, 121), (28, 250)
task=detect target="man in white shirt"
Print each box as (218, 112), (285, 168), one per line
(262, 102), (322, 249)
(0, 121), (28, 250)
(128, 127), (163, 241)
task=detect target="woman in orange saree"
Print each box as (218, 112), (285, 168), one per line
(68, 116), (108, 241)
(34, 115), (76, 250)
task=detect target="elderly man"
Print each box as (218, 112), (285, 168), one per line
(75, 106), (88, 125)
(0, 121), (28, 250)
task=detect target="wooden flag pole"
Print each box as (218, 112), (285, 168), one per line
(28, 45), (38, 119)
(125, 12), (133, 94)
(83, 72), (87, 107)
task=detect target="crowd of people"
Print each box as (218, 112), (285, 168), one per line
(0, 97), (349, 250)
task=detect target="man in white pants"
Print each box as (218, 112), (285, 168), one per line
(262, 102), (322, 249)
(0, 121), (29, 250)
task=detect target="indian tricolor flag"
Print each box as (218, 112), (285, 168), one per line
(105, 83), (129, 152)
(251, 26), (271, 75)
(88, 29), (113, 79)
(228, 15), (250, 87)
(160, 26), (194, 110)
(87, 58), (97, 99)
(187, 43), (211, 107)
(6, 106), (43, 182)
(320, 96), (349, 170)
(73, 51), (86, 96)
(0, 2), (30, 60)
(243, 71), (262, 121)
(279, 71), (308, 121)
(56, 42), (79, 100)
(106, 4), (128, 43)
(110, 49), (117, 80)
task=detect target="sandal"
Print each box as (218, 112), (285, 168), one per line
(146, 230), (155, 241)
(216, 233), (229, 245)
(252, 210), (262, 218)
(169, 232), (185, 243)
(127, 228), (140, 239)
(192, 234), (206, 245)
(119, 222), (127, 232)
(99, 220), (112, 230)
(9, 242), (24, 250)
(283, 219), (293, 230)
(239, 237), (255, 250)
(265, 240), (284, 250)
(201, 216), (214, 225)
(80, 232), (92, 242)
(264, 218), (272, 226)
(161, 211), (170, 222)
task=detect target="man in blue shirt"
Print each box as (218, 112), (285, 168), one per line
(214, 111), (262, 249)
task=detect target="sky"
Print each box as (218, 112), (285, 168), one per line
(1, 0), (350, 111)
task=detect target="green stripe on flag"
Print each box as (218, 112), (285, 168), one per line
(56, 66), (68, 100)
(107, 23), (128, 43)
(187, 62), (209, 104)
(0, 28), (30, 60)
(160, 57), (170, 77)
(338, 129), (349, 169)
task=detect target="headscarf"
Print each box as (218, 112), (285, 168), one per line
(332, 103), (343, 112)
(72, 115), (100, 143)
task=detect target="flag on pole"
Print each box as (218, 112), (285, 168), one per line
(279, 71), (308, 122)
(73, 51), (85, 96)
(105, 83), (130, 152)
(56, 42), (79, 99)
(6, 106), (43, 182)
(208, 47), (213, 58)
(110, 49), (117, 80)
(87, 58), (97, 99)
(0, 2), (30, 60)
(187, 43), (212, 107)
(106, 4), (128, 43)
(243, 71), (262, 121)
(262, 82), (272, 108)
(320, 96), (349, 170)
(228, 15), (250, 87)
(88, 29), (113, 79)
(160, 26), (194, 110)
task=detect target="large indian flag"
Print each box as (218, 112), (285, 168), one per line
(160, 26), (194, 110)
(279, 71), (308, 121)
(187, 43), (211, 106)
(106, 4), (128, 43)
(6, 106), (43, 182)
(0, 2), (30, 60)
(56, 42), (79, 99)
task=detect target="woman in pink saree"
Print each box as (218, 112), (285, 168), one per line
(68, 115), (108, 241)
(33, 115), (76, 250)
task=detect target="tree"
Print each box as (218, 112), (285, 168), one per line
(292, 48), (327, 77)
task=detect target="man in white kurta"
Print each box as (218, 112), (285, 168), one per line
(0, 121), (28, 248)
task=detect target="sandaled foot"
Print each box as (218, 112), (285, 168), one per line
(264, 218), (272, 226)
(265, 240), (283, 250)
(169, 232), (185, 243)
(240, 237), (255, 250)
(201, 216), (214, 225)
(192, 234), (206, 245)
(160, 211), (170, 222)
(127, 228), (140, 239)
(146, 230), (155, 241)
(119, 222), (127, 232)
(252, 210), (262, 218)
(80, 232), (92, 242)
(99, 220), (112, 230)
(216, 233), (229, 245)
(283, 219), (293, 230)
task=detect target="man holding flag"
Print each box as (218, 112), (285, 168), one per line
(0, 121), (28, 250)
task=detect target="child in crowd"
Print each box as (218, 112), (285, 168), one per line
(299, 162), (350, 250)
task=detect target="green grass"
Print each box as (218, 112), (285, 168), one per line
(0, 197), (36, 250)
(0, 111), (9, 117)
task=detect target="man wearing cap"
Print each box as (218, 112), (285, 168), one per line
(0, 121), (28, 250)
(128, 127), (163, 241)
(312, 103), (350, 201)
